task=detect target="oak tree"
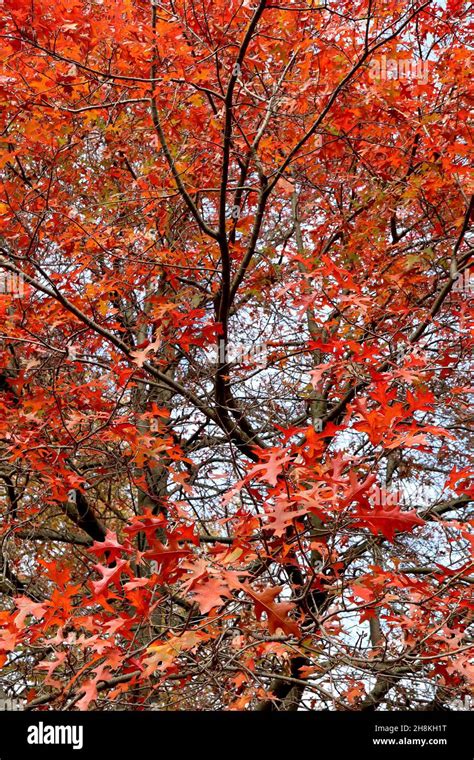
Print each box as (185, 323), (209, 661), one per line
(0, 0), (472, 711)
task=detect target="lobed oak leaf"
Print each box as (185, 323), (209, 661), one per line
(352, 505), (424, 541)
(76, 679), (98, 711)
(244, 585), (300, 636)
(246, 448), (291, 487)
(38, 652), (67, 687)
(265, 497), (307, 537)
(0, 629), (18, 653)
(89, 530), (132, 562)
(130, 338), (162, 368)
(190, 577), (232, 614)
(91, 559), (131, 596)
(13, 596), (49, 629)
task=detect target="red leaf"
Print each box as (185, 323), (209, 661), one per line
(13, 597), (49, 629)
(76, 679), (98, 711)
(91, 559), (131, 596)
(89, 530), (132, 562)
(246, 449), (291, 486)
(244, 585), (300, 636)
(190, 577), (232, 614)
(352, 505), (424, 541)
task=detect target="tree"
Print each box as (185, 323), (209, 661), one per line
(0, 0), (472, 711)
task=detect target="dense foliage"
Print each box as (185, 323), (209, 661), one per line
(0, 0), (472, 710)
